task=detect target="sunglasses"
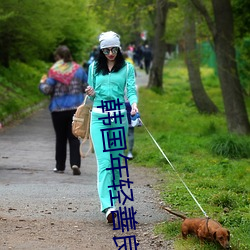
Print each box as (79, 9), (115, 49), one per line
(102, 47), (119, 55)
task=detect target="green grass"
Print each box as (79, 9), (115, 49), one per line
(0, 60), (50, 123)
(132, 58), (250, 250)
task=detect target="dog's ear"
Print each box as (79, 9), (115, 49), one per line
(213, 231), (217, 240)
(227, 230), (230, 240)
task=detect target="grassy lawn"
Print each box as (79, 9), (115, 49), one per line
(0, 60), (49, 123)
(132, 58), (250, 250)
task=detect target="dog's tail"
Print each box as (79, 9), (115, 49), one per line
(162, 206), (187, 220)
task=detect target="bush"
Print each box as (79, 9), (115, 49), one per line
(210, 135), (250, 159)
(210, 191), (237, 209)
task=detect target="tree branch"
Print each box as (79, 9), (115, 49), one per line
(190, 0), (216, 37)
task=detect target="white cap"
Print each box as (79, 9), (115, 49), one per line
(99, 31), (121, 49)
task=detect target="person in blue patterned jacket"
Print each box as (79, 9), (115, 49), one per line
(39, 45), (88, 175)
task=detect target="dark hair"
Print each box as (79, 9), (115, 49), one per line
(54, 45), (73, 63)
(95, 48), (126, 75)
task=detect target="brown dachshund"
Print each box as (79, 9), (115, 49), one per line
(162, 207), (231, 249)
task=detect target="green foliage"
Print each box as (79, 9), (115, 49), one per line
(92, 0), (156, 46)
(236, 37), (250, 95)
(232, 0), (250, 39)
(165, 3), (184, 44)
(133, 58), (250, 249)
(164, 0), (213, 45)
(0, 0), (100, 66)
(0, 60), (49, 122)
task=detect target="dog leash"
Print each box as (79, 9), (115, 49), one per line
(139, 118), (209, 218)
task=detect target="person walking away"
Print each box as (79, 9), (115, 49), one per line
(39, 45), (88, 175)
(143, 44), (152, 74)
(85, 31), (138, 223)
(135, 44), (144, 69)
(86, 46), (99, 71)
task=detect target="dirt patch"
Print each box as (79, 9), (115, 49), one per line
(0, 166), (173, 250)
(0, 216), (174, 250)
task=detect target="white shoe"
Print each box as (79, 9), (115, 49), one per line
(72, 165), (81, 175)
(105, 207), (116, 223)
(53, 168), (64, 173)
(127, 152), (133, 159)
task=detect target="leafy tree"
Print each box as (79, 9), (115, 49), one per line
(91, 0), (155, 47)
(53, 1), (99, 62)
(0, 0), (57, 66)
(0, 0), (99, 67)
(164, 1), (184, 44)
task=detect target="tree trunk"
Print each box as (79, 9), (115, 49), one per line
(184, 4), (218, 114)
(191, 0), (250, 134)
(212, 0), (250, 134)
(147, 0), (169, 90)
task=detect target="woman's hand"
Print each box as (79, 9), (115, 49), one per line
(85, 86), (96, 97)
(131, 103), (138, 116)
(40, 74), (47, 83)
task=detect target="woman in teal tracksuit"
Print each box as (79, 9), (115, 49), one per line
(86, 31), (138, 223)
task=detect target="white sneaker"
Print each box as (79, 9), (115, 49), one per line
(53, 168), (64, 173)
(127, 152), (133, 159)
(72, 165), (81, 175)
(105, 207), (116, 223)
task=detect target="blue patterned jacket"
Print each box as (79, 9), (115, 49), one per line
(39, 67), (88, 112)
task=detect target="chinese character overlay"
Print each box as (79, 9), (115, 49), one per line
(113, 235), (139, 250)
(99, 99), (139, 249)
(97, 99), (123, 112)
(101, 127), (127, 152)
(113, 206), (138, 232)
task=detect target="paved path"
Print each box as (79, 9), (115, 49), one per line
(0, 71), (173, 249)
(135, 68), (149, 88)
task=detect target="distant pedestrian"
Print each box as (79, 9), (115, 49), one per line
(143, 44), (152, 74)
(39, 45), (88, 175)
(134, 45), (144, 69)
(87, 46), (99, 70)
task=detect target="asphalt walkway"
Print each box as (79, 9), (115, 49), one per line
(0, 69), (172, 249)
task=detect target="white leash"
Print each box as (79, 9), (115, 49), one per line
(139, 118), (209, 218)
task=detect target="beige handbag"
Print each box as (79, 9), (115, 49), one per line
(72, 95), (93, 158)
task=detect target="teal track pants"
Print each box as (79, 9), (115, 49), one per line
(90, 110), (128, 212)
